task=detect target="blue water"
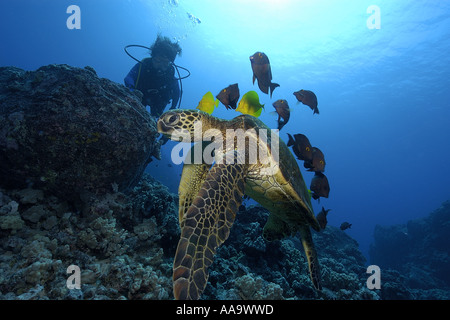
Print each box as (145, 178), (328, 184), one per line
(1, 0), (449, 259)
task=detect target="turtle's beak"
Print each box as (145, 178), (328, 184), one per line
(157, 118), (173, 137)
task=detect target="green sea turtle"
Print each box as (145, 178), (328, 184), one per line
(157, 109), (322, 300)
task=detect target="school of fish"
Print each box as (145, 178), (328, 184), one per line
(193, 51), (350, 231)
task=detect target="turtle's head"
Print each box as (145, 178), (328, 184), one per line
(157, 109), (214, 142)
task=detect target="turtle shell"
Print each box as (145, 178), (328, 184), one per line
(228, 115), (320, 232)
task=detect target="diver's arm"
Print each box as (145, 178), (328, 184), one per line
(124, 63), (140, 89)
(170, 78), (180, 109)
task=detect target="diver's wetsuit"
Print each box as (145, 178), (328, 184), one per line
(124, 57), (180, 117)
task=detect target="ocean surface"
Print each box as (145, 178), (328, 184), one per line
(1, 0), (449, 261)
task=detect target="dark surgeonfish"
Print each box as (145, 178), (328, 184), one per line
(340, 222), (352, 231)
(216, 83), (240, 110)
(293, 89), (319, 114)
(272, 99), (290, 130)
(287, 133), (313, 162)
(304, 147), (325, 172)
(250, 52), (280, 98)
(316, 206), (331, 230)
(310, 171), (330, 200)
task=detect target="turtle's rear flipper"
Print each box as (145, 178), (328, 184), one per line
(299, 225), (322, 291)
(173, 155), (247, 300)
(262, 213), (295, 241)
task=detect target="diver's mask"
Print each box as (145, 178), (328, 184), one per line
(152, 55), (172, 71)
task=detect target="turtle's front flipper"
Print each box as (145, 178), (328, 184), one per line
(178, 162), (210, 224)
(179, 141), (216, 225)
(173, 158), (247, 300)
(299, 225), (322, 291)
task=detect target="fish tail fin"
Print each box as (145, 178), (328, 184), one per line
(287, 133), (295, 147)
(304, 160), (313, 169)
(214, 99), (219, 108)
(269, 83), (280, 98)
(254, 107), (263, 117)
(314, 107), (320, 115)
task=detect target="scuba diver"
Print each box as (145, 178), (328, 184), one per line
(124, 35), (182, 118)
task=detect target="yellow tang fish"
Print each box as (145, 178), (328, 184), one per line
(236, 90), (264, 117)
(196, 91), (219, 114)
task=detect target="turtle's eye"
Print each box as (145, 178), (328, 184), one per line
(166, 113), (179, 126)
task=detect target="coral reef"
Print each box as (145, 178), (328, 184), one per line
(203, 205), (378, 300)
(0, 176), (379, 300)
(1, 64), (447, 300)
(3, 173), (448, 299)
(0, 174), (178, 300)
(0, 64), (160, 203)
(370, 201), (450, 299)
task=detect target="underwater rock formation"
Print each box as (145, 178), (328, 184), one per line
(0, 174), (178, 299)
(0, 64), (160, 203)
(370, 201), (450, 299)
(204, 205), (378, 300)
(0, 64), (388, 300)
(7, 172), (448, 300)
(2, 68), (446, 300)
(0, 174), (379, 300)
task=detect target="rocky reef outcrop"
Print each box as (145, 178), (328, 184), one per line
(4, 172), (449, 300)
(0, 64), (160, 203)
(2, 64), (447, 300)
(205, 204), (377, 299)
(0, 175), (379, 300)
(0, 175), (178, 299)
(369, 201), (450, 299)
